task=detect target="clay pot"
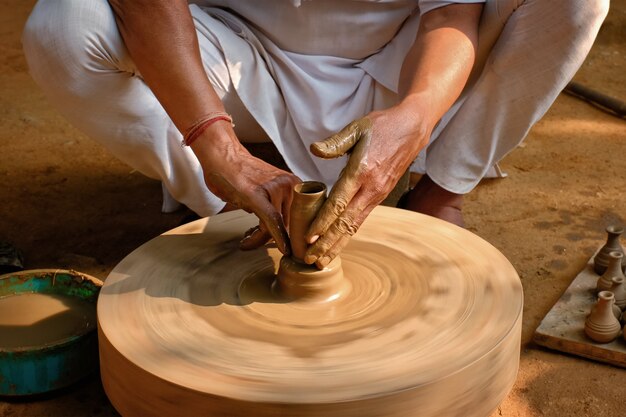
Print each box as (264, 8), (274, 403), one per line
(585, 291), (621, 343)
(288, 181), (327, 263)
(596, 251), (625, 293)
(274, 256), (347, 302)
(594, 225), (625, 275)
(609, 276), (626, 311)
(275, 181), (347, 302)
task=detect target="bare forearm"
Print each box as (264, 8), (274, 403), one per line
(108, 0), (225, 132)
(109, 1), (299, 252)
(398, 4), (482, 130)
(303, 4), (483, 265)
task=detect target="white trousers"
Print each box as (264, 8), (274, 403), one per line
(22, 0), (608, 216)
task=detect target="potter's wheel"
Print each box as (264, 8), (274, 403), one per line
(97, 207), (522, 416)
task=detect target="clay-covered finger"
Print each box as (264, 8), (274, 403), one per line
(239, 224), (272, 250)
(265, 175), (301, 252)
(281, 193), (293, 229)
(314, 235), (351, 269)
(242, 226), (259, 239)
(310, 118), (372, 159)
(305, 174), (359, 244)
(267, 175), (299, 230)
(304, 201), (370, 265)
(250, 195), (291, 255)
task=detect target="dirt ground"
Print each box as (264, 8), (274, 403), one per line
(1, 1), (625, 416)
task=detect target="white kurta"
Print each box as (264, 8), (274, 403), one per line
(190, 0), (485, 188)
(22, 0), (608, 216)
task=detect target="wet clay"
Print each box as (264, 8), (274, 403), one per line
(273, 255), (348, 302)
(98, 207), (523, 417)
(276, 181), (346, 301)
(0, 293), (96, 348)
(288, 181), (327, 263)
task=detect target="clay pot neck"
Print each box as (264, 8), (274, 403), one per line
(606, 225), (624, 240)
(288, 181), (327, 263)
(596, 291), (615, 309)
(594, 225), (626, 275)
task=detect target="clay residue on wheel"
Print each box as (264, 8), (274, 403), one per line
(98, 208), (522, 411)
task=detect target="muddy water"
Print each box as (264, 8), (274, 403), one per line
(0, 293), (96, 349)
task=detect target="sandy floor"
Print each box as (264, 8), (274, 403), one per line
(1, 0), (625, 416)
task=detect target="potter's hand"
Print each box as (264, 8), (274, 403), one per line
(192, 124), (301, 255)
(304, 109), (429, 268)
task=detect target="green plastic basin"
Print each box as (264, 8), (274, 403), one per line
(0, 269), (102, 396)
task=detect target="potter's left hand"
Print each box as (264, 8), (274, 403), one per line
(303, 106), (430, 269)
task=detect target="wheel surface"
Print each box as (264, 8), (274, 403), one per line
(98, 207), (522, 416)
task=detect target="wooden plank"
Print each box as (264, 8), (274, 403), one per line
(533, 254), (626, 368)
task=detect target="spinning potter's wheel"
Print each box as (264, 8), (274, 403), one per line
(98, 207), (522, 416)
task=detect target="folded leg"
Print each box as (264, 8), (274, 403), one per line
(22, 0), (269, 216)
(425, 0), (609, 194)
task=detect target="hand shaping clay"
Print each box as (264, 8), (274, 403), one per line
(275, 182), (348, 301)
(287, 181), (327, 263)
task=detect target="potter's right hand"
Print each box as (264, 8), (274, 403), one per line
(303, 107), (430, 268)
(190, 121), (301, 255)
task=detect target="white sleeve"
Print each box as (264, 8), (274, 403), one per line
(418, 0), (486, 15)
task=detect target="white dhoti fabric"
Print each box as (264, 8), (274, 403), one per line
(22, 0), (608, 216)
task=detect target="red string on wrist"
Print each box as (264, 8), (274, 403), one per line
(181, 112), (234, 147)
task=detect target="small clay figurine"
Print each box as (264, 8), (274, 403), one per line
(585, 291), (621, 343)
(596, 251), (625, 293)
(594, 225), (625, 275)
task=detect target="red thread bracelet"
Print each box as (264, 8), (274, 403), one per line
(182, 112), (233, 147)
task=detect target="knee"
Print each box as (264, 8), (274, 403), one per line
(559, 0), (609, 38)
(22, 0), (128, 94)
(586, 0), (610, 26)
